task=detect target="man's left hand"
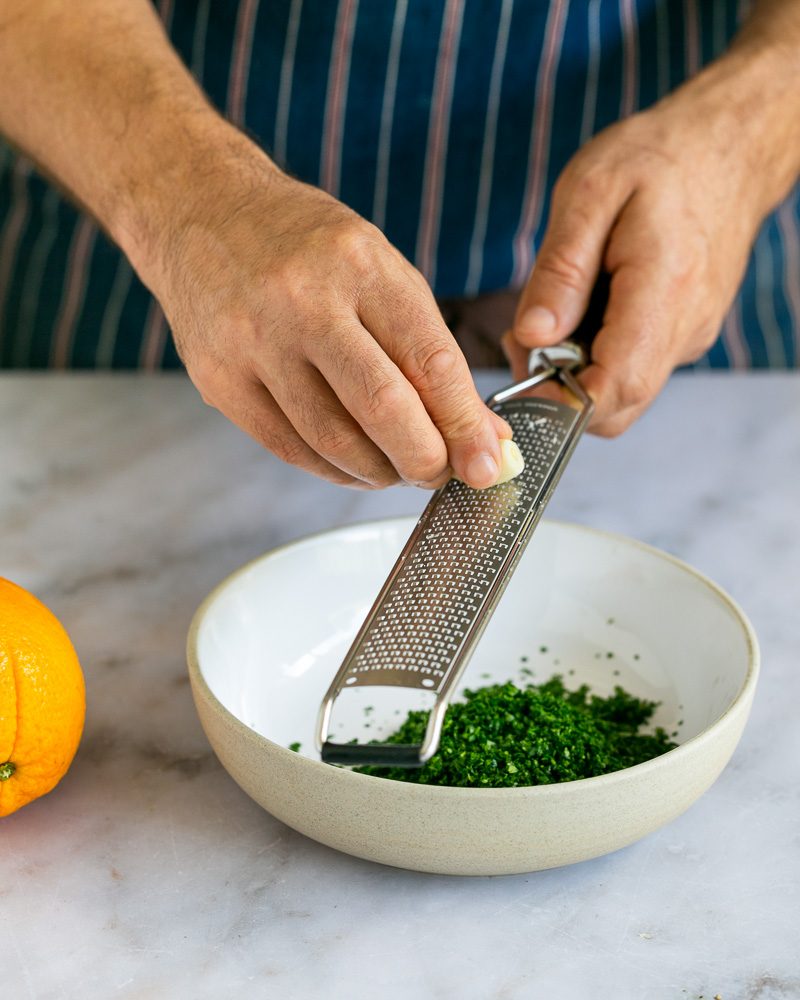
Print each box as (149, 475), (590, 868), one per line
(507, 40), (800, 435)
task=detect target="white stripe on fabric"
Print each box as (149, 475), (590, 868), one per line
(721, 295), (750, 369)
(753, 227), (788, 368)
(683, 0), (700, 78)
(228, 0), (261, 126)
(95, 260), (135, 369)
(579, 0), (602, 146)
(415, 0), (465, 287)
(712, 316), (732, 367)
(511, 0), (570, 287)
(140, 300), (168, 371)
(372, 0), (409, 231)
(715, 313), (734, 368)
(654, 1), (670, 98)
(619, 0), (639, 118)
(158, 0), (174, 27)
(776, 187), (800, 365)
(320, 0), (359, 196)
(465, 0), (513, 297)
(273, 0), (304, 166)
(191, 0), (211, 83)
(0, 158), (33, 340)
(50, 216), (97, 368)
(12, 186), (60, 367)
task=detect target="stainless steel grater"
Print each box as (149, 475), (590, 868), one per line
(316, 280), (609, 767)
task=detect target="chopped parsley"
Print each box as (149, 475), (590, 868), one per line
(355, 676), (676, 788)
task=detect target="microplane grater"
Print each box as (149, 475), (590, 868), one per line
(316, 274), (609, 767)
(316, 351), (594, 767)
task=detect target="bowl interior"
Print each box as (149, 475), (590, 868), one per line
(194, 519), (754, 760)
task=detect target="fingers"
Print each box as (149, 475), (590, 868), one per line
(360, 278), (510, 489)
(256, 353), (403, 487)
(197, 369), (372, 488)
(513, 168), (633, 348)
(303, 320), (451, 488)
(577, 262), (678, 436)
(184, 203), (512, 489)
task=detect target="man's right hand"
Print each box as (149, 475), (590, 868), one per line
(0, 0), (506, 491)
(139, 142), (509, 490)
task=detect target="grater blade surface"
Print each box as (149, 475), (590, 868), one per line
(335, 397), (580, 694)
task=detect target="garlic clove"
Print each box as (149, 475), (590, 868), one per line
(494, 439), (525, 485)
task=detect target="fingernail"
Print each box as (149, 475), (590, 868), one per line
(517, 306), (557, 338)
(465, 453), (499, 489)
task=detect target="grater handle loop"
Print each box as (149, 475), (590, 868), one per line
(320, 741), (423, 767)
(317, 694), (447, 767)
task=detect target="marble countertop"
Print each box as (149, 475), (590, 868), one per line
(2, 371), (798, 1000)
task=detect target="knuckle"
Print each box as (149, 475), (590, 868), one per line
(407, 341), (460, 391)
(554, 158), (609, 202)
(187, 354), (226, 404)
(592, 417), (628, 439)
(359, 374), (408, 425)
(589, 412), (632, 439)
(306, 408), (399, 486)
(325, 467), (368, 488)
(566, 165), (611, 205)
(665, 249), (700, 289)
(406, 439), (449, 484)
(442, 407), (487, 444)
(269, 261), (313, 307)
(536, 245), (590, 293)
(617, 368), (656, 411)
(368, 466), (402, 489)
(331, 222), (376, 273)
(270, 432), (309, 467)
(313, 420), (350, 458)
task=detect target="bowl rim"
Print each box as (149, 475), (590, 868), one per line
(186, 516), (760, 800)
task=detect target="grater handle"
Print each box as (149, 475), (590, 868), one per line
(320, 741), (423, 767)
(567, 270), (610, 357)
(317, 691), (448, 767)
(493, 273), (610, 406)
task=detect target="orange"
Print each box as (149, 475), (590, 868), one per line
(0, 578), (85, 818)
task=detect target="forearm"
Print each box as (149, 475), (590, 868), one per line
(734, 0), (800, 60)
(663, 0), (800, 216)
(0, 0), (273, 287)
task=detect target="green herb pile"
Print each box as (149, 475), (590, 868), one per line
(356, 676), (676, 788)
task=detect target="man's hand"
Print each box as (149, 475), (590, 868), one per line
(0, 0), (508, 490)
(508, 16), (800, 435)
(146, 150), (510, 489)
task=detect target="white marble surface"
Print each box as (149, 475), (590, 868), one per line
(1, 371), (798, 1000)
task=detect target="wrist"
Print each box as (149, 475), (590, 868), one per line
(665, 39), (800, 218)
(109, 107), (282, 296)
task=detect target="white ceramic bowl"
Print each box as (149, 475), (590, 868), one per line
(187, 518), (758, 876)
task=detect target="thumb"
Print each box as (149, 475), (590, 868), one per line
(514, 170), (630, 348)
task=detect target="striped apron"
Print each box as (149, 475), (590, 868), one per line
(0, 0), (798, 370)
